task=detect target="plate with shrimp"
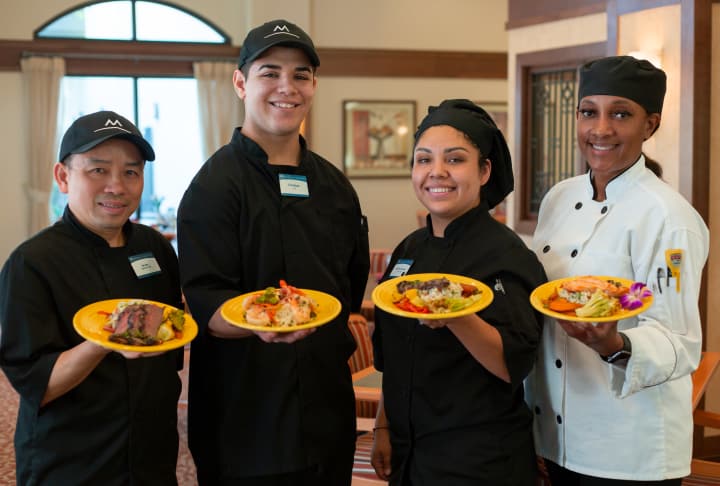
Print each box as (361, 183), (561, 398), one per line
(220, 280), (342, 332)
(530, 275), (653, 323)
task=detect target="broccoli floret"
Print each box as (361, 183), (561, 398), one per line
(166, 308), (185, 331)
(256, 287), (279, 305)
(575, 290), (618, 318)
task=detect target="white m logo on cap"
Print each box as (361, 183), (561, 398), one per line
(265, 24), (299, 39)
(94, 118), (131, 134)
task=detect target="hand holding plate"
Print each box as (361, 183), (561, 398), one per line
(557, 318), (621, 355)
(114, 349), (166, 359)
(418, 318), (447, 329)
(255, 328), (316, 343)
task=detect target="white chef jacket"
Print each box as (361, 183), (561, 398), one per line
(526, 156), (709, 480)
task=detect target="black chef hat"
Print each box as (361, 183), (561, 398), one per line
(414, 99), (513, 210)
(578, 55), (666, 114)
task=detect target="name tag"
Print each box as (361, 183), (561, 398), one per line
(279, 174), (309, 197)
(389, 259), (413, 277)
(129, 252), (162, 279)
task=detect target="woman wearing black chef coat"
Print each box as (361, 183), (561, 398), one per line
(527, 56), (709, 484)
(370, 99), (547, 485)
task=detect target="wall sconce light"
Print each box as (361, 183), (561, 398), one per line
(626, 50), (663, 69)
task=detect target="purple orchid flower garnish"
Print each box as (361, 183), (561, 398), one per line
(619, 282), (652, 310)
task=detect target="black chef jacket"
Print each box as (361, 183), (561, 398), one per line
(0, 207), (183, 486)
(177, 129), (370, 480)
(373, 203), (546, 485)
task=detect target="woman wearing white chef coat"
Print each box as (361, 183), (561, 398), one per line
(527, 55), (709, 484)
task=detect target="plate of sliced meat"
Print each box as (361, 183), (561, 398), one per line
(73, 299), (198, 352)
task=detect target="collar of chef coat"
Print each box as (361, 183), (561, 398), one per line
(588, 154), (646, 202)
(62, 206), (134, 248)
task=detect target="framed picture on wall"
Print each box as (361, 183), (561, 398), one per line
(475, 101), (508, 136)
(342, 100), (416, 178)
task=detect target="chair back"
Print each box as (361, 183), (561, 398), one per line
(370, 249), (392, 283)
(348, 318), (379, 418)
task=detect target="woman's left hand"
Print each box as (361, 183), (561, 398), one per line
(418, 318), (449, 329)
(418, 313), (471, 329)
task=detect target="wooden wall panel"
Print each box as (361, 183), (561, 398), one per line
(0, 39), (506, 79)
(507, 0), (606, 29)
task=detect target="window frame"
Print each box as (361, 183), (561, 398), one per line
(513, 42), (606, 235)
(34, 0), (232, 44)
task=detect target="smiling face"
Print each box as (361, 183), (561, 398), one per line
(576, 94), (660, 191)
(412, 125), (491, 236)
(55, 138), (145, 247)
(233, 46), (317, 146)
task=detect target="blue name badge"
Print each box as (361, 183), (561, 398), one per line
(129, 252), (162, 279)
(389, 259), (413, 277)
(279, 174), (310, 198)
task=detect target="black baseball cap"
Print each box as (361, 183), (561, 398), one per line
(59, 110), (155, 162)
(238, 19), (320, 69)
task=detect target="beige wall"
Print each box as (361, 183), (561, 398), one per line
(0, 73), (28, 246)
(617, 5), (681, 193)
(311, 0), (508, 51)
(0, 0), (508, 261)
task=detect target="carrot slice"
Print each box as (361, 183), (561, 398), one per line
(548, 297), (583, 312)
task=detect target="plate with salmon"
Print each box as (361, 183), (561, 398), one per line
(530, 275), (653, 323)
(73, 299), (198, 352)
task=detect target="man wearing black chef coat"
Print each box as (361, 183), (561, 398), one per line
(0, 110), (183, 485)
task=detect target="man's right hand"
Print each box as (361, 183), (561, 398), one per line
(371, 427), (393, 480)
(255, 328), (316, 344)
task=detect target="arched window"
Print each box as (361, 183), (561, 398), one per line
(37, 0), (229, 43)
(41, 1), (232, 233)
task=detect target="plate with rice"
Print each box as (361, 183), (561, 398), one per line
(221, 280), (342, 332)
(372, 273), (494, 320)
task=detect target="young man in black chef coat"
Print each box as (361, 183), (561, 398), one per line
(177, 19), (370, 486)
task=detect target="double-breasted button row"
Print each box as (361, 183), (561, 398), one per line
(533, 407), (563, 425)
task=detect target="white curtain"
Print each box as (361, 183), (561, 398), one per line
(193, 61), (244, 160)
(21, 56), (65, 235)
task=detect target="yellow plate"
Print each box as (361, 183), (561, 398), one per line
(529, 276), (654, 323)
(221, 288), (342, 332)
(73, 299), (198, 352)
(371, 273), (494, 320)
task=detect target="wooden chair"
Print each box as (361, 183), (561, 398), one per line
(370, 249), (392, 283)
(348, 316), (379, 419)
(347, 316), (387, 485)
(688, 352), (720, 481)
